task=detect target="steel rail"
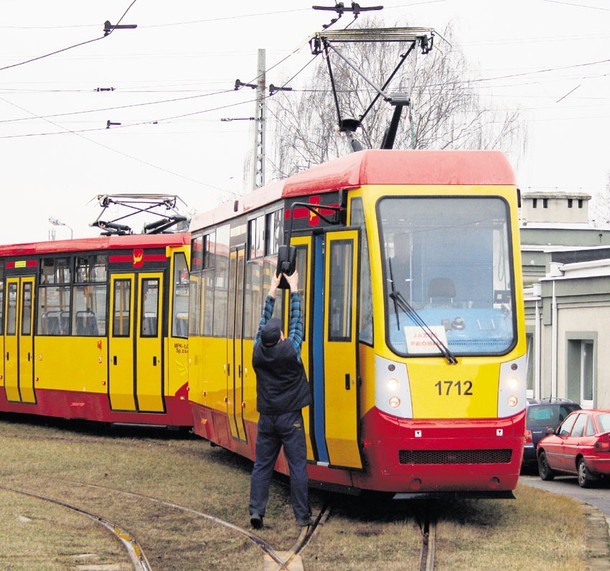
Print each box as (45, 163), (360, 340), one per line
(0, 484), (151, 571)
(72, 480), (287, 567)
(417, 512), (437, 571)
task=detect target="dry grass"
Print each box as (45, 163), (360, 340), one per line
(0, 415), (590, 570)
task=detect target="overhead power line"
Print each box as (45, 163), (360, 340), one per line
(0, 0), (138, 72)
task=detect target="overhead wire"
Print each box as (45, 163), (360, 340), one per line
(0, 93), (229, 194)
(0, 0), (138, 72)
(0, 88), (236, 124)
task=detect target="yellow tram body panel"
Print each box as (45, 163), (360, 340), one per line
(34, 337), (107, 394)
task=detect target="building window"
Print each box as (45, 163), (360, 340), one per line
(542, 198), (548, 208)
(568, 199), (573, 208)
(567, 337), (595, 408)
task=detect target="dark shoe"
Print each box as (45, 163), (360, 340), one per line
(297, 517), (313, 527)
(250, 513), (263, 529)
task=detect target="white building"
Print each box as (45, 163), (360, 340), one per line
(520, 191), (610, 408)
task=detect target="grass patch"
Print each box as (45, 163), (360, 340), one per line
(0, 416), (590, 570)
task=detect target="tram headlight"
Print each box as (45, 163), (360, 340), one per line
(387, 378), (399, 392)
(375, 356), (413, 419)
(498, 357), (527, 417)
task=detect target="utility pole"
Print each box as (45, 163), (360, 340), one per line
(252, 49), (266, 189)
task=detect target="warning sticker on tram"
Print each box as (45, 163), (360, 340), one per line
(404, 325), (447, 354)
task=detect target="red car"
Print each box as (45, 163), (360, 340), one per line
(537, 409), (610, 487)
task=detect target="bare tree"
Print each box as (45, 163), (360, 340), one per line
(268, 21), (525, 178)
(590, 172), (610, 226)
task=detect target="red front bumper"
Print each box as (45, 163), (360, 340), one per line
(352, 407), (526, 493)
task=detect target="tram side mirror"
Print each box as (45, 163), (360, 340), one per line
(276, 245), (296, 289)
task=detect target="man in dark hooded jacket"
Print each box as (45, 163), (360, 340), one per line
(249, 270), (312, 530)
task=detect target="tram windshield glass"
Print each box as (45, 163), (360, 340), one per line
(378, 196), (516, 357)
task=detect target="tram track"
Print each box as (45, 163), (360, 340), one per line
(0, 484), (151, 570)
(416, 511), (437, 571)
(271, 503), (332, 570)
(66, 480), (333, 569)
(3, 474), (331, 570)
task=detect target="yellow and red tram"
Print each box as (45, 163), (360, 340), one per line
(0, 234), (191, 426)
(188, 149), (527, 496)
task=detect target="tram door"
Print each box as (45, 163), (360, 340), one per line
(319, 229), (362, 468)
(227, 247), (246, 441)
(108, 273), (164, 413)
(3, 276), (36, 404)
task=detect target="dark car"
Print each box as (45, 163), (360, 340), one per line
(537, 409), (610, 487)
(522, 399), (581, 470)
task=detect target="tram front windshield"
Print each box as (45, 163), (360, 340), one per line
(378, 196), (515, 357)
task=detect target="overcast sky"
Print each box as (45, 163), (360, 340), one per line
(1, 0), (609, 243)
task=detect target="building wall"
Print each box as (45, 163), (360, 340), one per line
(530, 271), (610, 408)
(521, 192), (590, 224)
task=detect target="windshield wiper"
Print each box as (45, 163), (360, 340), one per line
(388, 260), (458, 365)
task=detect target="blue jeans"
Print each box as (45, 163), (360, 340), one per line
(249, 410), (310, 523)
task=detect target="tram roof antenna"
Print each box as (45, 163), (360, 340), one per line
(90, 193), (189, 236)
(310, 26), (434, 150)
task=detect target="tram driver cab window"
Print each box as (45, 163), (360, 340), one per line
(389, 232), (412, 298)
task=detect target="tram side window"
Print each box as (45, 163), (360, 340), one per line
(248, 216), (265, 260)
(246, 216), (265, 340)
(172, 253), (189, 338)
(265, 209), (282, 256)
(189, 234), (204, 336)
(22, 283), (33, 335)
(350, 198), (373, 344)
(202, 231), (216, 336)
(202, 269), (215, 335)
(73, 285), (106, 335)
(213, 225), (230, 337)
(190, 230), (218, 337)
(113, 279), (131, 337)
(37, 286), (71, 335)
(189, 274), (202, 336)
(141, 279), (159, 337)
(245, 259), (263, 339)
(76, 255), (107, 283)
(328, 240), (353, 341)
(0, 280), (4, 334)
(244, 214), (286, 339)
(73, 255), (107, 336)
(38, 257), (72, 336)
(192, 235), (204, 274)
(6, 283), (17, 335)
(40, 257), (71, 285)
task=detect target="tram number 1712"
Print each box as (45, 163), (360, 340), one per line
(434, 380), (474, 396)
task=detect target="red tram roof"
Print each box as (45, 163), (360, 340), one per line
(190, 149), (516, 232)
(0, 232), (190, 257)
(282, 149), (516, 196)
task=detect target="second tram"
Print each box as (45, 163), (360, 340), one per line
(0, 233), (192, 427)
(187, 149), (527, 495)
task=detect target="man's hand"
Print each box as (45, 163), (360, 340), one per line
(285, 270), (299, 292)
(269, 272), (282, 298)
